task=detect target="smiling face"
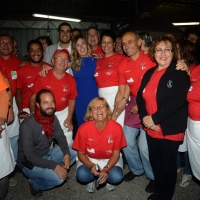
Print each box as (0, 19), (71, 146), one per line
(51, 51), (69, 72)
(58, 25), (71, 44)
(121, 32), (142, 60)
(87, 28), (99, 50)
(154, 41), (174, 69)
(91, 100), (108, 123)
(101, 36), (115, 57)
(76, 38), (88, 57)
(0, 35), (13, 58)
(28, 43), (43, 65)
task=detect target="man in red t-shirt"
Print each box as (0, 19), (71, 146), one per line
(86, 27), (104, 59)
(0, 34), (21, 166)
(29, 49), (77, 166)
(112, 31), (156, 193)
(16, 40), (51, 119)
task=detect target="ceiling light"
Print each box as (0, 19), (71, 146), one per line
(173, 22), (199, 26)
(33, 14), (81, 22)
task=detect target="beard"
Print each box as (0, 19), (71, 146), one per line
(40, 107), (55, 117)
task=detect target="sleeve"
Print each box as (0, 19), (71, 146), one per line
(113, 123), (127, 150)
(0, 72), (9, 91)
(54, 117), (70, 155)
(20, 123), (57, 170)
(117, 59), (128, 85)
(31, 76), (42, 94)
(136, 73), (149, 119)
(72, 125), (87, 152)
(69, 77), (77, 100)
(43, 46), (52, 64)
(152, 71), (190, 124)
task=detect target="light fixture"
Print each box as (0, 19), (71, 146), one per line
(173, 22), (199, 26)
(33, 14), (81, 22)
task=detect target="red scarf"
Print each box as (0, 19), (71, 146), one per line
(34, 107), (54, 138)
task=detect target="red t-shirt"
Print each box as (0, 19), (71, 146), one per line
(91, 46), (104, 59)
(95, 53), (125, 88)
(189, 63), (197, 74)
(187, 65), (200, 120)
(142, 68), (184, 141)
(72, 120), (127, 159)
(0, 55), (20, 97)
(118, 51), (155, 96)
(17, 61), (51, 109)
(32, 70), (77, 111)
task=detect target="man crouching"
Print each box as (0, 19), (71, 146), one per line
(17, 89), (70, 197)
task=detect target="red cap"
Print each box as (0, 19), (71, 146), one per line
(52, 49), (70, 58)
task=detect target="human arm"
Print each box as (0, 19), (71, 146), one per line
(176, 59), (190, 75)
(29, 93), (36, 114)
(38, 64), (53, 77)
(63, 99), (75, 132)
(112, 84), (130, 120)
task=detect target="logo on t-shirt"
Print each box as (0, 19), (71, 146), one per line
(11, 71), (17, 79)
(105, 70), (113, 76)
(94, 72), (99, 77)
(141, 62), (146, 70)
(27, 83), (34, 88)
(127, 78), (134, 83)
(62, 84), (68, 92)
(188, 86), (193, 91)
(87, 148), (95, 153)
(107, 135), (113, 143)
(167, 80), (173, 88)
(108, 62), (114, 68)
(143, 88), (146, 93)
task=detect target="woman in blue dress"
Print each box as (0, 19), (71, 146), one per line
(71, 36), (99, 126)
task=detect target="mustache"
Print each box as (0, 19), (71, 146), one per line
(46, 107), (54, 111)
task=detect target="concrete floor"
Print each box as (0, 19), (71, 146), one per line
(5, 165), (200, 200)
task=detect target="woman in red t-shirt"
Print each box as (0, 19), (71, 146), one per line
(72, 97), (126, 193)
(137, 36), (190, 200)
(95, 30), (126, 127)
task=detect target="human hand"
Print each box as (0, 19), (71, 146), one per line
(143, 115), (154, 129)
(90, 164), (100, 176)
(113, 100), (126, 118)
(63, 118), (73, 132)
(98, 169), (108, 184)
(63, 154), (70, 171)
(130, 104), (138, 114)
(149, 124), (160, 131)
(176, 60), (190, 75)
(54, 164), (68, 180)
(18, 110), (30, 119)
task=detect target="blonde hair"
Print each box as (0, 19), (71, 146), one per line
(84, 97), (112, 121)
(71, 36), (92, 71)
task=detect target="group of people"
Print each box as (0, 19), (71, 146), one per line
(0, 22), (200, 200)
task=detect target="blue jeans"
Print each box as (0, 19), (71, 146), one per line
(76, 165), (123, 184)
(22, 146), (65, 191)
(177, 151), (192, 175)
(122, 125), (154, 180)
(69, 146), (77, 166)
(9, 135), (19, 161)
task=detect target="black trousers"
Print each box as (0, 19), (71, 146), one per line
(146, 134), (181, 200)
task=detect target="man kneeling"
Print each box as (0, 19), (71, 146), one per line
(17, 89), (70, 197)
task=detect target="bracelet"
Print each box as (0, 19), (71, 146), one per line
(103, 165), (110, 173)
(122, 97), (129, 104)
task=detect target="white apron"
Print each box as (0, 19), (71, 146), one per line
(98, 86), (125, 127)
(178, 134), (187, 152)
(55, 107), (73, 147)
(0, 128), (15, 179)
(186, 117), (200, 180)
(7, 97), (20, 138)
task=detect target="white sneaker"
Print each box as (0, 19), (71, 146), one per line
(180, 174), (192, 187)
(177, 167), (181, 174)
(86, 181), (95, 193)
(106, 183), (115, 191)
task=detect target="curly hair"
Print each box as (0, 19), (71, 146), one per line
(71, 36), (92, 71)
(84, 97), (112, 121)
(148, 36), (178, 63)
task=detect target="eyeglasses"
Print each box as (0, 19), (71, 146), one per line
(54, 57), (69, 62)
(155, 48), (172, 54)
(0, 40), (13, 46)
(91, 104), (106, 111)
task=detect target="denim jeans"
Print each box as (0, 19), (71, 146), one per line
(22, 146), (65, 191)
(122, 125), (154, 180)
(69, 146), (77, 166)
(177, 151), (192, 175)
(9, 135), (19, 161)
(76, 165), (123, 184)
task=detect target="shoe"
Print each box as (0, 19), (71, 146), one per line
(9, 178), (17, 187)
(177, 167), (181, 174)
(124, 171), (143, 182)
(106, 183), (115, 191)
(145, 180), (155, 193)
(29, 182), (43, 197)
(180, 174), (192, 187)
(86, 181), (95, 193)
(147, 193), (159, 200)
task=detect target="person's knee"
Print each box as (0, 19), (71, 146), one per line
(76, 165), (92, 183)
(108, 166), (123, 184)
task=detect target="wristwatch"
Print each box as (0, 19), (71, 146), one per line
(122, 97), (129, 104)
(0, 124), (5, 130)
